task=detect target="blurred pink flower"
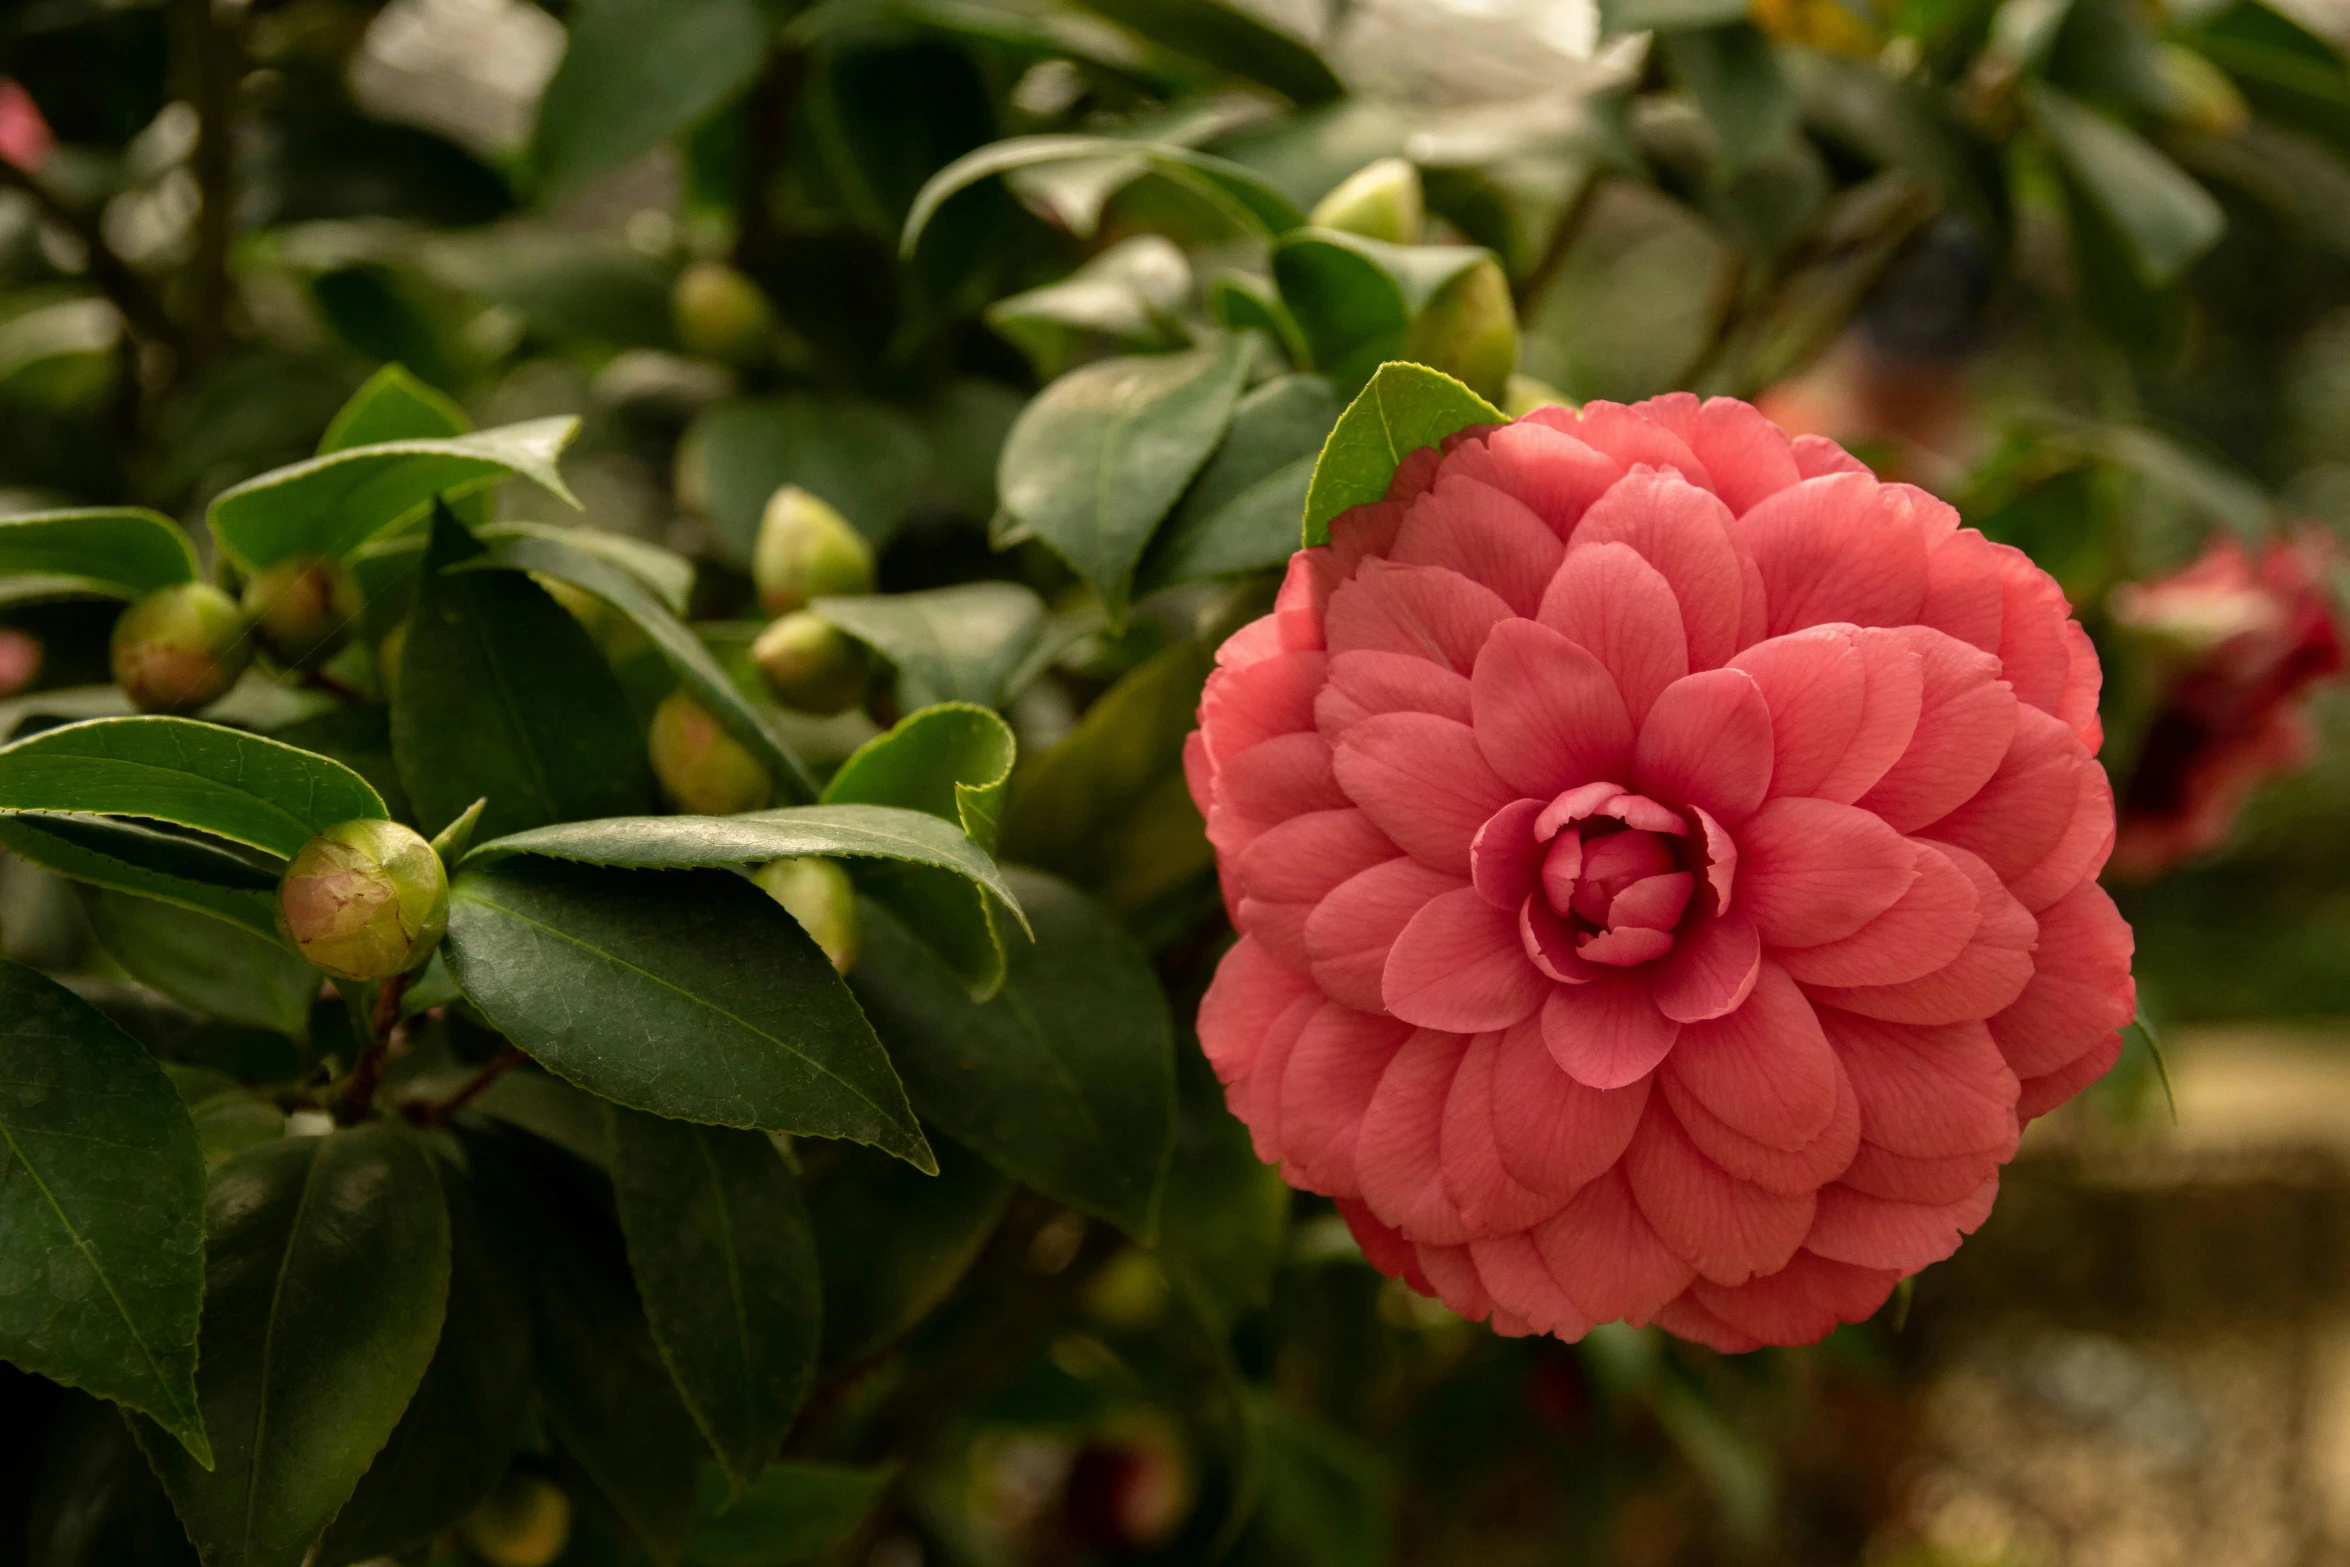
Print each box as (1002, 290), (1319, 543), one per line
(0, 81), (53, 174)
(1186, 394), (2135, 1351)
(2109, 532), (2345, 878)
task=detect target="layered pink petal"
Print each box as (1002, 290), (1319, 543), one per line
(1199, 649), (1324, 768)
(1196, 936), (1316, 1084)
(1277, 1004), (1412, 1194)
(1731, 626), (1865, 799)
(1735, 797), (1917, 948)
(1777, 842), (1980, 989)
(1986, 879), (2134, 1079)
(1304, 856), (1462, 1011)
(1623, 1100), (1816, 1285)
(1324, 558), (1511, 674)
(1234, 809), (1398, 966)
(1333, 712), (1518, 876)
(1805, 847), (2035, 1025)
(1470, 618), (1636, 798)
(1812, 628), (1925, 803)
(1841, 1140), (2001, 1205)
(1663, 964), (1839, 1150)
(1805, 1175), (1998, 1272)
(1662, 1051), (1860, 1196)
(1543, 975), (1682, 1090)
(1439, 1030), (1575, 1235)
(1391, 474), (1564, 616)
(1356, 1029), (1476, 1244)
(1572, 467), (1752, 669)
(1469, 1231), (1594, 1337)
(1568, 403), (1714, 491)
(1478, 420), (1624, 536)
(1317, 649), (1473, 734)
(1791, 433), (1870, 479)
(1537, 541), (1690, 723)
(1633, 666), (1774, 823)
(1651, 905), (1762, 1023)
(1857, 628), (2017, 832)
(2015, 1028), (2125, 1123)
(1921, 706), (2095, 881)
(1531, 1167), (1696, 1325)
(1384, 886), (1554, 1031)
(1685, 1251), (1900, 1345)
(1637, 391), (1803, 515)
(1737, 472), (1929, 636)
(1820, 1010), (2020, 1159)
(1489, 1017), (1650, 1199)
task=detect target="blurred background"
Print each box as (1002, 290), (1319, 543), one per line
(6, 0), (2350, 1562)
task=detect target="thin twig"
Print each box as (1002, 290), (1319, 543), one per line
(334, 970), (413, 1124)
(179, 0), (240, 365)
(402, 1047), (526, 1128)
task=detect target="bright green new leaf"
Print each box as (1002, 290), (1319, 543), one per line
(0, 716), (387, 860)
(1301, 362), (1503, 545)
(812, 582), (1061, 711)
(997, 337), (1250, 620)
(139, 1127), (451, 1567)
(2027, 82), (2225, 286)
(687, 1460), (898, 1566)
(0, 814), (280, 937)
(806, 1137), (1010, 1366)
(206, 417), (580, 572)
(83, 890), (315, 1036)
(850, 869), (1177, 1238)
(530, 0), (779, 201)
(612, 1109), (822, 1487)
(0, 509), (197, 603)
(444, 857), (933, 1170)
(319, 363), (469, 452)
(0, 962), (208, 1465)
(1140, 373), (1340, 591)
(904, 135), (1306, 255)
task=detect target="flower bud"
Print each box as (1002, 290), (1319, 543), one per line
(649, 688), (773, 815)
(1405, 255), (1517, 406)
(751, 611), (868, 715)
(754, 856), (861, 972)
(240, 554), (361, 668)
(1310, 157), (1424, 245)
(461, 1473), (573, 1567)
(1062, 1428), (1192, 1552)
(110, 582), (252, 714)
(673, 260), (776, 367)
(753, 486), (873, 616)
(276, 818), (450, 981)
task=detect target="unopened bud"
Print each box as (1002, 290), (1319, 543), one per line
(754, 856), (861, 972)
(673, 261), (776, 367)
(1311, 157), (1424, 245)
(241, 554), (361, 668)
(110, 583), (251, 714)
(753, 486), (872, 616)
(276, 818), (449, 981)
(649, 688), (772, 815)
(1405, 255), (1517, 406)
(751, 611), (868, 715)
(461, 1474), (573, 1567)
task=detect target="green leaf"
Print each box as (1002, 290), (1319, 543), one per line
(986, 235), (1193, 379)
(206, 418), (581, 573)
(315, 1170), (532, 1567)
(686, 1461), (896, 1566)
(0, 510), (197, 603)
(812, 583), (1059, 711)
(2026, 82), (2225, 286)
(823, 704), (1019, 997)
(460, 523), (815, 803)
(1272, 229), (1491, 394)
(849, 869), (1176, 1237)
(444, 857), (933, 1169)
(904, 135), (1307, 255)
(1158, 1040), (1289, 1334)
(1603, 0), (1745, 31)
(1661, 24), (1797, 171)
(530, 0), (779, 202)
(0, 814), (280, 938)
(1300, 362), (1502, 545)
(1071, 0), (1340, 102)
(1139, 373), (1341, 591)
(267, 705), (412, 826)
(1209, 272), (1312, 366)
(26, 1391), (200, 1567)
(1244, 1392), (1393, 1567)
(138, 1127), (451, 1567)
(806, 1137), (1009, 1365)
(0, 716), (388, 860)
(683, 394), (932, 559)
(393, 507), (655, 841)
(83, 890), (313, 1035)
(997, 338), (1251, 620)
(611, 1108), (822, 1486)
(319, 363), (469, 452)
(499, 520), (698, 615)
(0, 962), (208, 1463)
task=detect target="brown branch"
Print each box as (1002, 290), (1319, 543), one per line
(1512, 168), (1604, 316)
(0, 161), (184, 356)
(401, 1048), (526, 1129)
(178, 0), (240, 364)
(333, 970), (413, 1124)
(731, 49), (804, 275)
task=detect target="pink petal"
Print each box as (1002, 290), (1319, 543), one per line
(1663, 963), (1839, 1150)
(1730, 626), (1866, 800)
(1737, 472), (1930, 636)
(1391, 474), (1565, 617)
(1273, 551), (1334, 650)
(1685, 1251), (1900, 1347)
(1317, 649), (1473, 735)
(1384, 886), (1555, 1032)
(1538, 829), (1583, 913)
(1324, 558), (1512, 675)
(2056, 617), (2104, 753)
(1572, 467), (1750, 669)
(1819, 1009), (2019, 1160)
(1336, 1197), (1433, 1294)
(1490, 1016), (1651, 1198)
(1649, 1293), (1764, 1352)
(1231, 988), (1323, 1164)
(1567, 403), (1715, 491)
(1520, 897), (1600, 983)
(1277, 1004), (1412, 1195)
(1333, 712), (1519, 876)
(1651, 904), (1762, 1023)
(1543, 974), (1682, 1089)
(1304, 855), (1462, 1011)
(1637, 392), (1805, 515)
(1812, 628), (1925, 803)
(1469, 617), (1636, 798)
(1200, 649), (1325, 768)
(1196, 936), (1317, 1085)
(1805, 1175), (1998, 1272)
(1471, 797), (1547, 909)
(1791, 433), (1870, 478)
(1206, 731), (1349, 860)
(1734, 797), (1918, 948)
(1661, 1051), (1860, 1196)
(1185, 729), (1216, 828)
(1777, 842), (1981, 989)
(1536, 542), (1690, 724)
(1576, 925), (1676, 966)
(1234, 809), (1399, 967)
(1479, 420), (1624, 536)
(1694, 804), (1737, 912)
(1987, 879), (2135, 1079)
(1841, 1140), (2000, 1205)
(2006, 753), (2113, 913)
(1531, 1167), (1697, 1326)
(1413, 1240), (1498, 1322)
(1216, 612), (1285, 672)
(1439, 1029), (1574, 1235)
(1991, 543), (2073, 717)
(1920, 706), (2093, 880)
(1917, 528), (2005, 654)
(1857, 628), (2017, 833)
(1610, 872), (1693, 932)
(1356, 1028), (1477, 1244)
(1632, 666), (1774, 823)
(1622, 1100), (1816, 1285)
(1805, 847), (2035, 1025)
(2015, 1028), (2124, 1123)
(1468, 1231), (1595, 1337)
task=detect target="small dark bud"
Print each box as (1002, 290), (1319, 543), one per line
(276, 819), (449, 981)
(650, 689), (773, 815)
(673, 261), (777, 367)
(461, 1473), (573, 1567)
(751, 611), (868, 715)
(110, 583), (251, 714)
(241, 554), (361, 668)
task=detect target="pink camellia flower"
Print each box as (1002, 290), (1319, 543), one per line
(1185, 393), (2135, 1351)
(2108, 532), (2344, 878)
(0, 81), (53, 174)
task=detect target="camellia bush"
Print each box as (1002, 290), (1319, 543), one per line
(5, 0), (2350, 1563)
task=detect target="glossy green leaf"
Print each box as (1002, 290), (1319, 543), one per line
(319, 363), (469, 452)
(612, 1108), (821, 1486)
(1662, 25), (1797, 170)
(444, 857), (932, 1169)
(686, 1461), (896, 1566)
(986, 235), (1193, 378)
(806, 1136), (1009, 1365)
(0, 962), (208, 1463)
(206, 418), (580, 573)
(0, 510), (197, 603)
(1245, 1392), (1393, 1567)
(849, 869), (1176, 1237)
(500, 520), (697, 614)
(1140, 373), (1340, 590)
(393, 507), (655, 841)
(267, 705), (412, 827)
(684, 394), (932, 558)
(83, 890), (313, 1036)
(315, 1170), (531, 1567)
(904, 135), (1308, 255)
(1209, 272), (1312, 365)
(459, 524), (814, 802)
(997, 337), (1250, 620)
(0, 814), (280, 938)
(1300, 362), (1502, 545)
(1272, 229), (1490, 393)
(1072, 0), (1340, 102)
(2027, 82), (2224, 286)
(530, 0), (779, 201)
(139, 1127), (451, 1567)
(177, 1078), (286, 1172)
(812, 583), (1059, 711)
(1158, 1040), (1289, 1334)
(823, 704), (1019, 997)
(0, 716), (388, 859)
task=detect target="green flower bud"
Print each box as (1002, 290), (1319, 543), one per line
(754, 856), (861, 972)
(240, 554), (362, 668)
(650, 688), (772, 815)
(110, 582), (252, 714)
(461, 1473), (573, 1567)
(377, 620), (408, 704)
(276, 818), (450, 982)
(753, 486), (873, 616)
(673, 260), (777, 367)
(1503, 372), (1572, 418)
(1405, 255), (1517, 407)
(751, 610), (868, 715)
(1310, 157), (1425, 245)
